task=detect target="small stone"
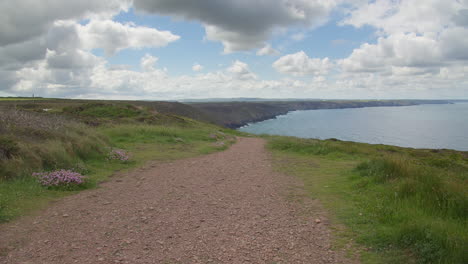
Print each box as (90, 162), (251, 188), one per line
(98, 257), (105, 261)
(62, 214), (69, 217)
(315, 218), (321, 224)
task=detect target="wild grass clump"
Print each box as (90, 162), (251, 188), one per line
(0, 110), (109, 180)
(0, 136), (19, 159)
(268, 136), (468, 264)
(356, 158), (467, 220)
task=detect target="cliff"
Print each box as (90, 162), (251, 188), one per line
(190, 100), (452, 128)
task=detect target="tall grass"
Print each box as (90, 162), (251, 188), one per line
(0, 110), (108, 180)
(0, 106), (235, 222)
(355, 158), (467, 263)
(267, 136), (468, 264)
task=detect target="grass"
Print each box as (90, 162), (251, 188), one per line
(0, 97), (49, 101)
(0, 103), (237, 223)
(267, 136), (468, 264)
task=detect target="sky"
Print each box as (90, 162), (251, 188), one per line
(0, 0), (467, 100)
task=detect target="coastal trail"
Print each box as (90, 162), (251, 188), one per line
(0, 138), (356, 264)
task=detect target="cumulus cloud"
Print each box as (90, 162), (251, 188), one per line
(342, 0), (462, 35)
(140, 54), (159, 72)
(273, 51), (332, 76)
(256, 44), (280, 56)
(78, 20), (180, 56)
(0, 0), (130, 46)
(0, 11), (180, 96)
(133, 0), (337, 52)
(192, 64), (204, 72)
(338, 0), (468, 84)
(2, 0), (468, 100)
(227, 60), (257, 80)
(339, 33), (442, 73)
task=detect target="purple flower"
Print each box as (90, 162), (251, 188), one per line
(108, 149), (130, 162)
(33, 170), (85, 188)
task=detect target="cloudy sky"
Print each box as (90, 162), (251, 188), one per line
(1, 0), (467, 100)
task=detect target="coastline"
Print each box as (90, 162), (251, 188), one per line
(192, 99), (452, 129)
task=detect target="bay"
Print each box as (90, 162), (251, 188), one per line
(239, 103), (468, 151)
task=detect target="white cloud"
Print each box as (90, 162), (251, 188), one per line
(273, 51), (332, 76)
(133, 0), (338, 52)
(256, 44), (280, 56)
(339, 33), (442, 73)
(342, 0), (463, 35)
(336, 0), (468, 97)
(0, 0), (131, 46)
(2, 0), (468, 99)
(140, 54), (159, 72)
(227, 60), (257, 80)
(291, 32), (306, 41)
(78, 20), (180, 56)
(192, 64), (204, 72)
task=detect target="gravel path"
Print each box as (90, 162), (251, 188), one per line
(0, 138), (356, 264)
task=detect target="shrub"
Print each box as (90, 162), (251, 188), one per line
(108, 149), (130, 162)
(0, 136), (19, 159)
(33, 169), (86, 189)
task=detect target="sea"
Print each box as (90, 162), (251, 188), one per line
(239, 102), (468, 151)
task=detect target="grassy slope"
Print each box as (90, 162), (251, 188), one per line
(267, 136), (467, 264)
(0, 101), (238, 222)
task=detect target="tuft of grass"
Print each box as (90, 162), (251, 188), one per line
(267, 136), (468, 264)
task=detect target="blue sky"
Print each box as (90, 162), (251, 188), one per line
(1, 0), (467, 99)
(104, 8), (376, 79)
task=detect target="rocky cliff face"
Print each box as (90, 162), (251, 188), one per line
(190, 100), (451, 128)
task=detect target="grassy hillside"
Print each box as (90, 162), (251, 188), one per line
(0, 100), (237, 222)
(267, 136), (467, 264)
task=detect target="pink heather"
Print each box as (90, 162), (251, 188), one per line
(108, 149), (130, 162)
(33, 170), (85, 187)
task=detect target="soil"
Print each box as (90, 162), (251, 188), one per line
(0, 138), (357, 264)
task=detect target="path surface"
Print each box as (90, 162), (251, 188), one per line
(0, 138), (355, 264)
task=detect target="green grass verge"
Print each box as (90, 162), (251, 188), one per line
(0, 105), (237, 223)
(266, 136), (467, 264)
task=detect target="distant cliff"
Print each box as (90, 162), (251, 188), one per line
(190, 100), (452, 128)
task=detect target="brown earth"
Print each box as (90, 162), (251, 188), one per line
(0, 138), (357, 264)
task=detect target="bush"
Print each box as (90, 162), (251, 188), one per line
(33, 170), (86, 189)
(108, 149), (130, 162)
(0, 136), (19, 159)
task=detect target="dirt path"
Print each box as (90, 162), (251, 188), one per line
(0, 138), (356, 264)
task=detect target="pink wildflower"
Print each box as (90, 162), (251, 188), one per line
(33, 170), (85, 187)
(108, 149), (130, 162)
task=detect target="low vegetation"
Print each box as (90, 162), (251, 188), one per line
(1, 98), (465, 264)
(268, 136), (467, 264)
(0, 101), (237, 222)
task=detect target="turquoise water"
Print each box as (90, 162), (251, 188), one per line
(239, 103), (468, 151)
